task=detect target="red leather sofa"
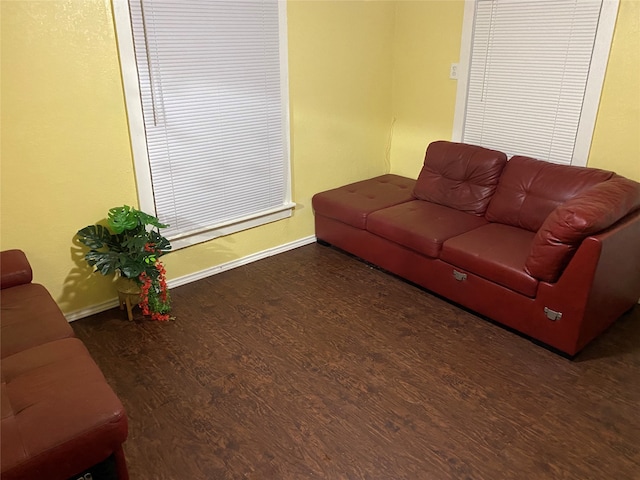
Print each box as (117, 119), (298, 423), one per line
(0, 250), (129, 480)
(312, 141), (640, 356)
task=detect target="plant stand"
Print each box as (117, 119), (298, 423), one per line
(115, 277), (140, 321)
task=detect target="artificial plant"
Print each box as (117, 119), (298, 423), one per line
(77, 205), (172, 321)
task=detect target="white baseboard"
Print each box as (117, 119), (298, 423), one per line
(65, 298), (120, 322)
(65, 235), (317, 322)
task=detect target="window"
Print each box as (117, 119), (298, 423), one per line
(452, 0), (619, 166)
(113, 0), (294, 249)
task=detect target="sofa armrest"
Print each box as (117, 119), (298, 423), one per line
(525, 176), (640, 283)
(1, 250), (33, 289)
(535, 208), (640, 354)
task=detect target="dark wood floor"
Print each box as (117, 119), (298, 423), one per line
(72, 243), (640, 480)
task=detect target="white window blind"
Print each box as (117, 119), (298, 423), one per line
(125, 0), (293, 242)
(462, 0), (604, 165)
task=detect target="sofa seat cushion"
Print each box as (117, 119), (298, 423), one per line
(413, 141), (507, 215)
(1, 283), (74, 359)
(312, 175), (415, 229)
(1, 338), (128, 480)
(486, 156), (614, 232)
(367, 200), (488, 258)
(441, 223), (538, 297)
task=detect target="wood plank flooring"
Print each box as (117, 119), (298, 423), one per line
(72, 244), (640, 480)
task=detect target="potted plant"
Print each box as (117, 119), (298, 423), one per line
(77, 205), (172, 321)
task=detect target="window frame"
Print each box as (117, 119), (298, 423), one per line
(112, 0), (294, 250)
(451, 0), (619, 166)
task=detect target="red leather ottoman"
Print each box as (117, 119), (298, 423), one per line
(312, 174), (416, 229)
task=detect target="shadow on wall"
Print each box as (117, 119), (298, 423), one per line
(60, 236), (119, 314)
(61, 223), (239, 318)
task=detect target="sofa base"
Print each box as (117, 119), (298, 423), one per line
(315, 212), (640, 357)
(317, 237), (579, 358)
(67, 450), (125, 480)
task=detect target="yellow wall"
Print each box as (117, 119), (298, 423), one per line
(1, 0), (637, 317)
(289, 1), (395, 189)
(388, 0), (640, 182)
(0, 0), (395, 315)
(389, 0), (465, 178)
(588, 0), (640, 180)
(1, 1), (138, 311)
(161, 0), (396, 285)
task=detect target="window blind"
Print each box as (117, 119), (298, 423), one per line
(128, 0), (292, 240)
(462, 0), (603, 164)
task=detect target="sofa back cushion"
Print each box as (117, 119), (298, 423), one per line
(485, 156), (614, 232)
(413, 141), (507, 216)
(525, 175), (640, 283)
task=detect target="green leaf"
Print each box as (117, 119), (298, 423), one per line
(85, 250), (120, 276)
(107, 205), (169, 233)
(107, 205), (138, 233)
(147, 230), (172, 252)
(121, 264), (143, 278)
(77, 225), (114, 250)
(134, 210), (169, 229)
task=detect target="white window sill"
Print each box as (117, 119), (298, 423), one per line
(168, 202), (296, 250)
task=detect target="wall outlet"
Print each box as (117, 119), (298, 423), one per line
(450, 63), (459, 80)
